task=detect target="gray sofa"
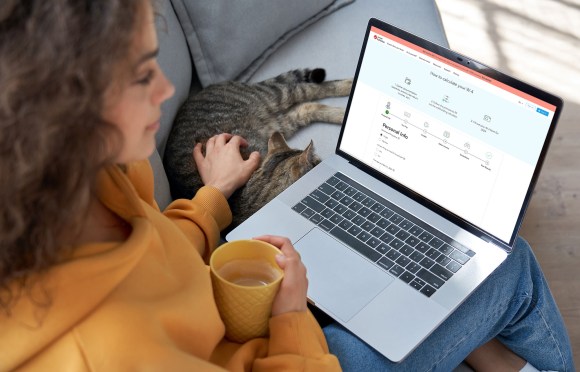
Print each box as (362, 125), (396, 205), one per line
(151, 0), (472, 369)
(151, 0), (449, 210)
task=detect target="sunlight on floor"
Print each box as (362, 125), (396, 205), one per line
(437, 0), (580, 103)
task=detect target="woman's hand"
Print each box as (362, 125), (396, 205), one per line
(193, 133), (260, 198)
(254, 235), (308, 316)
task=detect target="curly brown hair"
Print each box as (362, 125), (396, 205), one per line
(0, 0), (151, 311)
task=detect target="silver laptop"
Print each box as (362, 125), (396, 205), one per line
(227, 18), (562, 362)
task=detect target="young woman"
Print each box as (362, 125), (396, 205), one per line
(0, 0), (573, 371)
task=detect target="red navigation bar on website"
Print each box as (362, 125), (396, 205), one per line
(370, 26), (556, 112)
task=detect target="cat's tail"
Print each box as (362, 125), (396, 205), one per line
(269, 68), (326, 85)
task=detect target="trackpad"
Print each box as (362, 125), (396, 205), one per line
(294, 228), (394, 322)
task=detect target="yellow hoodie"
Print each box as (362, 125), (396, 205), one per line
(0, 160), (340, 371)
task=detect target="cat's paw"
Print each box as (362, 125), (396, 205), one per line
(308, 68), (326, 84)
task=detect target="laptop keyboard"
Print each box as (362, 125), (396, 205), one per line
(292, 172), (475, 297)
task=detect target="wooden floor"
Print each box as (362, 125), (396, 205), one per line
(437, 0), (580, 365)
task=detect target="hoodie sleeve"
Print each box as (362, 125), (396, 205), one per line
(252, 311), (341, 371)
(124, 161), (231, 260)
(163, 186), (232, 261)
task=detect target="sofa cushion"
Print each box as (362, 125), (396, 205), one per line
(247, 0), (449, 161)
(170, 0), (353, 87)
(155, 0), (193, 156)
(152, 0), (193, 207)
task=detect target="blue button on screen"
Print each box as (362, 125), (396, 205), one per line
(536, 107), (549, 116)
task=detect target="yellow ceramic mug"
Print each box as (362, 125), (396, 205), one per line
(210, 240), (284, 343)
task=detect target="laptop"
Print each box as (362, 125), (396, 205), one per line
(227, 18), (562, 362)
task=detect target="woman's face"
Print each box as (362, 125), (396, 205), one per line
(103, 2), (175, 164)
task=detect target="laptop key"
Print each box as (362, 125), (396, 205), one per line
(326, 176), (340, 186)
(399, 245), (414, 257)
(408, 225), (424, 236)
(292, 203), (306, 213)
(389, 214), (404, 224)
(389, 264), (405, 277)
(449, 241), (475, 257)
(371, 203), (384, 213)
(379, 232), (394, 244)
(446, 260), (462, 273)
(370, 226), (384, 238)
(333, 204), (347, 214)
(347, 225), (362, 236)
(342, 209), (356, 220)
(399, 271), (415, 284)
(406, 262), (422, 274)
(410, 279), (424, 291)
(409, 251), (424, 264)
(388, 238), (405, 250)
(310, 214), (323, 224)
(396, 255), (411, 267)
(449, 250), (470, 265)
(319, 219), (335, 231)
(386, 249), (401, 261)
(398, 219), (413, 230)
(395, 230), (410, 241)
(343, 186), (357, 196)
(329, 227), (382, 262)
(430, 263), (453, 281)
(301, 196), (325, 213)
(386, 224), (400, 235)
(368, 212), (381, 223)
(351, 215), (365, 226)
(426, 248), (441, 260)
(361, 221), (374, 231)
(418, 231), (434, 242)
(358, 207), (372, 217)
(420, 285), (436, 297)
(310, 189), (330, 203)
(340, 195), (354, 206)
(352, 192), (366, 202)
(338, 219), (353, 231)
(415, 242), (430, 254)
(367, 237), (380, 249)
(318, 183), (335, 195)
(357, 231), (372, 242)
(321, 208), (334, 219)
(376, 243), (390, 254)
(300, 208), (315, 219)
(331, 190), (345, 200)
(361, 197), (374, 207)
(377, 256), (395, 271)
(324, 199), (339, 209)
(329, 214), (344, 225)
(376, 218), (390, 229)
(438, 244), (454, 256)
(349, 201), (363, 212)
(429, 237), (444, 249)
(335, 181), (347, 191)
(380, 208), (394, 219)
(417, 269), (445, 289)
(435, 255), (451, 266)
(419, 256), (435, 269)
(405, 236), (420, 247)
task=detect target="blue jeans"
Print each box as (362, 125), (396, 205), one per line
(323, 237), (574, 371)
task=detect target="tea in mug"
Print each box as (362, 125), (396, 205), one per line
(216, 259), (281, 287)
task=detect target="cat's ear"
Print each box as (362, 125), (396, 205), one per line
(299, 140), (316, 165)
(268, 132), (291, 152)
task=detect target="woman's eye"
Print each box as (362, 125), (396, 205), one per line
(136, 70), (154, 85)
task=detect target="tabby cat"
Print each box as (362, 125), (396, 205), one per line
(164, 68), (352, 228)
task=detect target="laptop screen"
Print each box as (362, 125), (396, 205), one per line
(338, 21), (561, 245)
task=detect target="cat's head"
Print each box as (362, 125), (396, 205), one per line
(248, 132), (320, 193)
(229, 132), (321, 229)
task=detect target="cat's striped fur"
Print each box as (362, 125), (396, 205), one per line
(164, 68), (352, 228)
